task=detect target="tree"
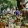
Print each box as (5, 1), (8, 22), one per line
(0, 0), (17, 8)
(17, 0), (25, 10)
(0, 0), (4, 4)
(0, 0), (17, 12)
(7, 0), (17, 8)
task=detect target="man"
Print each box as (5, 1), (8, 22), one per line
(20, 4), (26, 17)
(15, 7), (20, 18)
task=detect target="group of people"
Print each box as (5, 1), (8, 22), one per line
(15, 4), (28, 20)
(14, 4), (28, 28)
(9, 4), (28, 28)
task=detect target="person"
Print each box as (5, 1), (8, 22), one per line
(14, 18), (21, 28)
(14, 7), (20, 18)
(14, 18), (21, 26)
(20, 4), (26, 18)
(21, 4), (28, 20)
(26, 11), (28, 20)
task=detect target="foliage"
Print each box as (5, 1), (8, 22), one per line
(0, 0), (17, 8)
(0, 0), (4, 4)
(0, 0), (17, 11)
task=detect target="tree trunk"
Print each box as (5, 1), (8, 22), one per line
(17, 0), (21, 11)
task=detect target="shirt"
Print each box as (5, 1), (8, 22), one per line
(20, 10), (26, 17)
(15, 10), (20, 16)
